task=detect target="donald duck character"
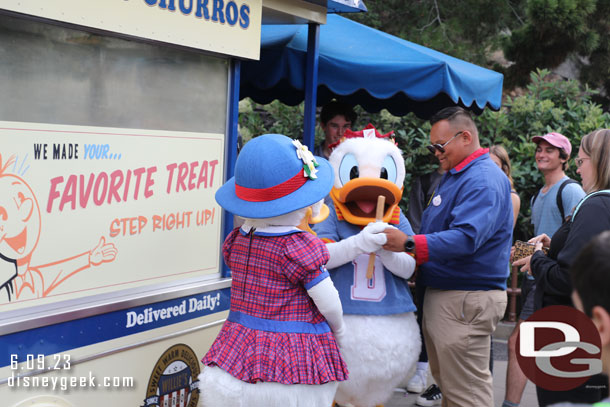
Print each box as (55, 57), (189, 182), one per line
(313, 124), (421, 407)
(199, 134), (348, 407)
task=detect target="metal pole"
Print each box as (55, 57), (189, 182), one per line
(222, 58), (241, 277)
(303, 23), (320, 151)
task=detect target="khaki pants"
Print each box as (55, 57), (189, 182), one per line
(423, 288), (507, 407)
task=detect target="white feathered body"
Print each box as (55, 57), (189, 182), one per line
(334, 313), (420, 407)
(198, 367), (338, 407)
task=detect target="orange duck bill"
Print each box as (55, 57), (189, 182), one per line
(330, 177), (403, 226)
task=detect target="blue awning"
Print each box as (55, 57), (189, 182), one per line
(241, 15), (503, 118)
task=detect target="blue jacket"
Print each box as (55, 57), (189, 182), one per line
(415, 149), (513, 291)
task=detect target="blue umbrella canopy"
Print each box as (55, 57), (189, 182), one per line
(241, 14), (503, 118)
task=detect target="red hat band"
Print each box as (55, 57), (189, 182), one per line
(235, 169), (307, 202)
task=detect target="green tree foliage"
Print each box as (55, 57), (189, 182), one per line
(502, 0), (598, 85)
(577, 0), (610, 108)
(238, 99), (304, 143)
(348, 0), (610, 107)
(239, 70), (610, 241)
(347, 0), (524, 67)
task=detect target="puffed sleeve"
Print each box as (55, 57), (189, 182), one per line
(221, 228), (241, 267)
(281, 232), (330, 288)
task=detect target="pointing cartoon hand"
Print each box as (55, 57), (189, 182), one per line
(89, 237), (118, 266)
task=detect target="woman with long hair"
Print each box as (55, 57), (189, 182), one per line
(490, 145), (521, 229)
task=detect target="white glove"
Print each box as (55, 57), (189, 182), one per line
(307, 277), (346, 346)
(376, 249), (415, 279)
(325, 221), (388, 269)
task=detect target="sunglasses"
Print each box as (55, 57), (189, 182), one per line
(427, 131), (463, 154)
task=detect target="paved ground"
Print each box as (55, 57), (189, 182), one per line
(383, 321), (539, 407)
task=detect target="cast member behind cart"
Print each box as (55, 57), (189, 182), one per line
(314, 101), (357, 160)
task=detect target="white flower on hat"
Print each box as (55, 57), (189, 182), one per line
(363, 128), (376, 138)
(292, 140), (319, 180)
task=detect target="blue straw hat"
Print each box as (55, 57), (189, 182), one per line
(215, 134), (334, 218)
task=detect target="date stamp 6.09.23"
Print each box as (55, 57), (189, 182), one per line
(10, 353), (71, 373)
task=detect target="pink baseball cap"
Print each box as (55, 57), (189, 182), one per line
(532, 132), (572, 156)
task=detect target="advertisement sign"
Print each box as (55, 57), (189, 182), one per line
(0, 0), (262, 59)
(0, 121), (224, 311)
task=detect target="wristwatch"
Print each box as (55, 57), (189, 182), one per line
(404, 235), (416, 253)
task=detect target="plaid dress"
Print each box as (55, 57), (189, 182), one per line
(202, 227), (348, 385)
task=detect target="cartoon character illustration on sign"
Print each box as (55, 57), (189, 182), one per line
(313, 124), (421, 407)
(0, 153), (117, 302)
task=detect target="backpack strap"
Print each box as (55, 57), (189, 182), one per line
(531, 190), (538, 209)
(556, 178), (579, 220)
(572, 189), (610, 220)
(530, 178), (576, 218)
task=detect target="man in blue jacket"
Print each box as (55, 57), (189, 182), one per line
(384, 106), (513, 407)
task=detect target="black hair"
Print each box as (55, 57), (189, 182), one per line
(559, 148), (569, 170)
(570, 230), (610, 317)
(320, 101), (357, 125)
(429, 106), (474, 126)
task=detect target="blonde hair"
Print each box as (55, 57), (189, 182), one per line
(581, 129), (610, 192)
(490, 145), (514, 188)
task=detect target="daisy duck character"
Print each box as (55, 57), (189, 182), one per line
(199, 134), (348, 407)
(313, 124), (421, 407)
